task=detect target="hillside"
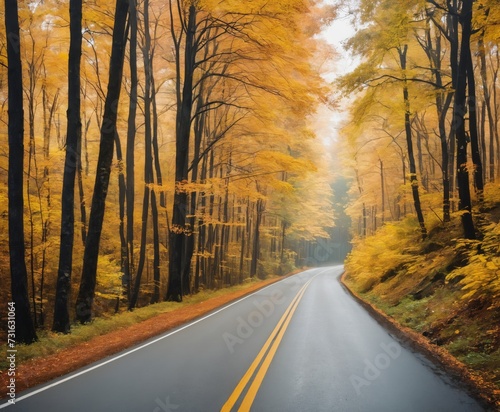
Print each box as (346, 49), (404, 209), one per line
(342, 185), (500, 408)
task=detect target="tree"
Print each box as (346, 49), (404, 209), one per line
(76, 0), (129, 323)
(453, 0), (476, 239)
(166, 1), (197, 302)
(399, 44), (427, 239)
(124, 0), (138, 301)
(53, 0), (83, 334)
(415, 12), (453, 222)
(0, 0), (338, 328)
(339, 0), (428, 238)
(5, 0), (38, 343)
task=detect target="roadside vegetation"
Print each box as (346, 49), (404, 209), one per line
(343, 184), (500, 394)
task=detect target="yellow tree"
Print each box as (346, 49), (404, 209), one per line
(339, 0), (432, 238)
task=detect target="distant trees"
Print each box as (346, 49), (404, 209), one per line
(161, 0), (335, 301)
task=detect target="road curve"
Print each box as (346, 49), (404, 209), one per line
(1, 266), (484, 411)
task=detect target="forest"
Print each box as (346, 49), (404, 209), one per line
(1, 0), (500, 359)
(339, 0), (500, 304)
(1, 0), (344, 343)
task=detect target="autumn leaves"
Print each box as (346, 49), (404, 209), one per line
(2, 0), (336, 337)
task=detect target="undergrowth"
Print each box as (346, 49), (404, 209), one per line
(343, 183), (500, 391)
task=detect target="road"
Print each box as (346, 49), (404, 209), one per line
(1, 266), (485, 411)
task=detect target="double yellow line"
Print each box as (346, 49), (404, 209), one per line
(221, 275), (318, 412)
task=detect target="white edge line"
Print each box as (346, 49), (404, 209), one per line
(0, 267), (336, 408)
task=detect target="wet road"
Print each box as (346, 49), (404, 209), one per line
(1, 266), (485, 411)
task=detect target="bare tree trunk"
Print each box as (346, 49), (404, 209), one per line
(115, 133), (127, 310)
(142, 0), (161, 305)
(125, 0), (138, 301)
(40, 84), (58, 327)
(167, 4), (197, 301)
(76, 0), (130, 323)
(492, 50), (500, 180)
(250, 199), (264, 277)
(453, 0), (475, 239)
(479, 103), (487, 184)
(5, 0), (38, 343)
(447, 0), (460, 213)
(420, 16), (453, 222)
(379, 159), (385, 225)
(399, 45), (426, 239)
(467, 43), (484, 202)
(478, 35), (495, 183)
(53, 0), (83, 333)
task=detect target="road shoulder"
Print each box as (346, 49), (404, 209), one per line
(0, 273), (298, 398)
(340, 271), (499, 411)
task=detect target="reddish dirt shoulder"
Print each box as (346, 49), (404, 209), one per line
(0, 275), (290, 397)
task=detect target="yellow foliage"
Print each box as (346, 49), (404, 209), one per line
(345, 217), (421, 291)
(447, 224), (500, 304)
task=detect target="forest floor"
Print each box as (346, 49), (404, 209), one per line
(342, 188), (500, 410)
(0, 272), (301, 398)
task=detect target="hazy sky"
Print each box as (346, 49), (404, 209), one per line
(321, 9), (358, 78)
(315, 6), (359, 151)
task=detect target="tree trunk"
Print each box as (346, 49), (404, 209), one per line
(447, 0), (460, 214)
(250, 199), (263, 277)
(426, 18), (452, 222)
(492, 50), (500, 180)
(129, 33), (157, 308)
(479, 103), (487, 184)
(129, 185), (150, 309)
(5, 0), (38, 343)
(76, 0), (129, 323)
(142, 0), (161, 305)
(125, 0), (138, 301)
(167, 5), (197, 301)
(40, 84), (58, 327)
(453, 0), (475, 240)
(399, 45), (427, 239)
(438, 96), (453, 222)
(52, 0), (83, 333)
(239, 205), (247, 282)
(466, 44), (484, 202)
(379, 159), (385, 225)
(115, 133), (128, 310)
(183, 74), (208, 295)
(150, 190), (161, 304)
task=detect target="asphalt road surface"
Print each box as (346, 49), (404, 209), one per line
(1, 266), (485, 411)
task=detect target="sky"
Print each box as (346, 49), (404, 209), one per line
(320, 7), (359, 78)
(314, 6), (359, 151)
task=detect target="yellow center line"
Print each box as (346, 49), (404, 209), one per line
(221, 274), (319, 412)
